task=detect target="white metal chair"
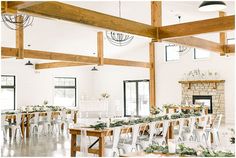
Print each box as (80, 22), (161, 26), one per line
(182, 117), (196, 141)
(56, 110), (69, 134)
(153, 120), (169, 145)
(118, 124), (140, 154)
(194, 115), (211, 146)
(138, 121), (157, 149)
(30, 112), (40, 136)
(174, 118), (185, 142)
(8, 113), (23, 139)
(1, 114), (8, 141)
(206, 114), (222, 146)
(105, 127), (121, 157)
(42, 111), (52, 135)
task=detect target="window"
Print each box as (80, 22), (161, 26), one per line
(194, 48), (210, 59)
(1, 75), (16, 110)
(227, 38), (235, 44)
(124, 80), (149, 117)
(165, 45), (180, 61)
(54, 77), (76, 107)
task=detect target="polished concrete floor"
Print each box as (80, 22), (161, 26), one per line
(1, 124), (235, 157)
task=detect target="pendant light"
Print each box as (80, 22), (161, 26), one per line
(91, 66), (98, 71)
(199, 1), (226, 12)
(25, 60), (33, 65)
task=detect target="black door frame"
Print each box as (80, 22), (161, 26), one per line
(123, 79), (149, 117)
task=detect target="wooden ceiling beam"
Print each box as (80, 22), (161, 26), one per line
(35, 62), (90, 70)
(158, 15), (235, 40)
(17, 1), (157, 38)
(2, 47), (150, 68)
(6, 1), (44, 10)
(224, 44), (235, 54)
(164, 36), (223, 53)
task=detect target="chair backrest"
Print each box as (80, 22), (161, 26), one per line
(112, 127), (121, 149)
(61, 110), (67, 121)
(33, 112), (39, 124)
(178, 118), (185, 136)
(131, 124), (140, 146)
(212, 114), (222, 130)
(162, 120), (169, 139)
(201, 115), (211, 130)
(1, 114), (6, 126)
(70, 110), (75, 121)
(16, 113), (22, 126)
(46, 111), (52, 122)
(148, 121), (157, 143)
(189, 117), (196, 133)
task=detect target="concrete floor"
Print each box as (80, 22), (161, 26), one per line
(1, 123), (235, 157)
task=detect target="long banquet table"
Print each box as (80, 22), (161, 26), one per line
(69, 115), (212, 157)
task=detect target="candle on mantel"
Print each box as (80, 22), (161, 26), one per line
(168, 139), (176, 153)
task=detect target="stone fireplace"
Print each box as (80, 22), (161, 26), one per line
(179, 80), (225, 123)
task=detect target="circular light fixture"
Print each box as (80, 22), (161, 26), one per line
(2, 14), (34, 30)
(199, 1), (226, 12)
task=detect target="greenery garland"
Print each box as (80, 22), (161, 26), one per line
(144, 144), (235, 157)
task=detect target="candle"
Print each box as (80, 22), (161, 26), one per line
(168, 139), (176, 153)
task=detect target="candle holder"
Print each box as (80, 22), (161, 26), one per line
(168, 139), (176, 153)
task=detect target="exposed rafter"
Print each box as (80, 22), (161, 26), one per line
(97, 32), (104, 66)
(35, 62), (90, 70)
(2, 47), (150, 68)
(158, 15), (235, 40)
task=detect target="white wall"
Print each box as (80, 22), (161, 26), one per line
(155, 43), (235, 124)
(1, 59), (95, 107)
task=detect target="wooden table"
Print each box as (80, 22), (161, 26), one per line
(69, 115), (212, 157)
(4, 110), (78, 138)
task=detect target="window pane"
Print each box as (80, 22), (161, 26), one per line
(166, 45), (180, 61)
(125, 82), (137, 116)
(1, 76), (14, 86)
(227, 38), (235, 44)
(1, 88), (14, 110)
(54, 88), (76, 107)
(54, 78), (75, 86)
(138, 81), (150, 116)
(194, 49), (210, 59)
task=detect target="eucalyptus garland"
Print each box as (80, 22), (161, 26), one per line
(144, 144), (235, 157)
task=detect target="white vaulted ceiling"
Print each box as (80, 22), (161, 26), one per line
(1, 1), (235, 63)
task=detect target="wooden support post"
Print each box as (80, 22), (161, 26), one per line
(97, 32), (104, 65)
(219, 11), (227, 56)
(149, 42), (156, 110)
(16, 15), (24, 59)
(149, 1), (161, 110)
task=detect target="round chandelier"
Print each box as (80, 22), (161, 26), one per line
(106, 1), (134, 46)
(2, 13), (34, 30)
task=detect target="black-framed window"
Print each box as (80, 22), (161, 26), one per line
(124, 80), (150, 117)
(54, 77), (76, 107)
(1, 75), (16, 110)
(194, 48), (210, 59)
(165, 44), (180, 61)
(227, 38), (235, 44)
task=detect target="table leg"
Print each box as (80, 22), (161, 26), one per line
(74, 112), (77, 124)
(8, 118), (12, 137)
(168, 122), (174, 139)
(99, 135), (105, 157)
(71, 134), (76, 157)
(26, 114), (30, 138)
(21, 115), (25, 138)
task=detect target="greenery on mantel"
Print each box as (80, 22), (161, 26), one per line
(144, 144), (235, 157)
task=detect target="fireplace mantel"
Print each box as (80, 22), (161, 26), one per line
(179, 80), (225, 89)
